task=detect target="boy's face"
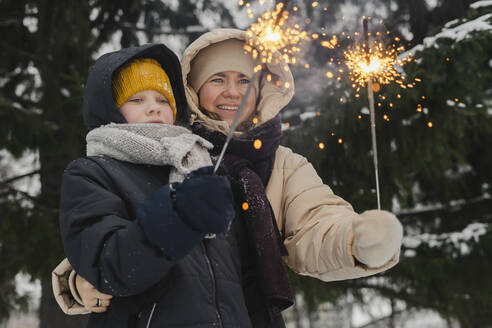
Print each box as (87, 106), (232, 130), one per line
(119, 90), (174, 124)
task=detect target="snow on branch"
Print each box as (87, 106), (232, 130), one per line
(403, 222), (488, 257)
(403, 11), (492, 56)
(0, 170), (40, 186)
(470, 0), (492, 9)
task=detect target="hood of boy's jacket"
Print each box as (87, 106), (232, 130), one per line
(83, 44), (189, 129)
(181, 28), (295, 135)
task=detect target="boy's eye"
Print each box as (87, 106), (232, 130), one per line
(159, 98), (169, 103)
(128, 98), (141, 103)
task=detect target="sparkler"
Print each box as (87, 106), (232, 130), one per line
(214, 0), (307, 174)
(341, 19), (415, 209)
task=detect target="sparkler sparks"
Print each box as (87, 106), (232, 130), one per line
(320, 35), (338, 49)
(344, 41), (413, 88)
(244, 2), (308, 65)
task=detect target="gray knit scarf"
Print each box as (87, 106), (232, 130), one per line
(86, 123), (213, 182)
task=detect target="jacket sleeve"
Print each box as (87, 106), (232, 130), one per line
(59, 157), (177, 296)
(272, 147), (399, 281)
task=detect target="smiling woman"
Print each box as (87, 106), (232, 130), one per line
(188, 38), (261, 131)
(198, 71), (257, 126)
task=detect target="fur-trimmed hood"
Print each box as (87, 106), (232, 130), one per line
(181, 28), (295, 135)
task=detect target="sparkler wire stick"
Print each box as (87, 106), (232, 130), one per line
(363, 19), (381, 210)
(367, 79), (381, 209)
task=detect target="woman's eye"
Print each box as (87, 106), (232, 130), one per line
(210, 78), (224, 83)
(239, 79), (250, 84)
(159, 98), (169, 103)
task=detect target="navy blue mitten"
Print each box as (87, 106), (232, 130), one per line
(174, 166), (235, 234)
(136, 166), (235, 260)
(137, 184), (205, 260)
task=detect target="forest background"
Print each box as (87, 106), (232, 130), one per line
(1, 0), (491, 327)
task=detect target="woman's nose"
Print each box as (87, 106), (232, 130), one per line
(223, 83), (241, 98)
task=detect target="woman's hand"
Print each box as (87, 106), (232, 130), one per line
(352, 210), (403, 268)
(75, 274), (113, 313)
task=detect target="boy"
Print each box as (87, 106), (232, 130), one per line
(54, 44), (236, 327)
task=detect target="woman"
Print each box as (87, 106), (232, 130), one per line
(53, 28), (402, 327)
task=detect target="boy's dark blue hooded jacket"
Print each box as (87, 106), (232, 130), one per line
(82, 43), (189, 129)
(59, 44), (287, 327)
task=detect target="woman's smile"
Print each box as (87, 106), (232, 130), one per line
(216, 104), (240, 111)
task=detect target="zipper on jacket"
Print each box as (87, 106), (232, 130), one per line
(201, 241), (224, 328)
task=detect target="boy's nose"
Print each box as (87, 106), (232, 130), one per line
(146, 102), (162, 115)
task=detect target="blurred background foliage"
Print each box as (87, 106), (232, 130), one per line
(0, 0), (490, 327)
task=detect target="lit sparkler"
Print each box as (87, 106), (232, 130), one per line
(214, 0), (307, 174)
(342, 19), (416, 209)
(344, 18), (400, 209)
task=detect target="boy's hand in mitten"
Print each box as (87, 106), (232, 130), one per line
(137, 166), (235, 260)
(351, 210), (403, 268)
(174, 166), (235, 234)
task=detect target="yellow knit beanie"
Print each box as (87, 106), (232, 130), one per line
(112, 58), (176, 119)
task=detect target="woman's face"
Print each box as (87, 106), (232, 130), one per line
(198, 71), (257, 126)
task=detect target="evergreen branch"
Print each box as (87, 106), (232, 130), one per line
(0, 16), (38, 27)
(0, 97), (42, 118)
(0, 43), (37, 61)
(0, 19), (22, 26)
(6, 96), (40, 112)
(120, 23), (209, 35)
(0, 187), (59, 216)
(0, 170), (40, 186)
(396, 196), (492, 219)
(90, 12), (121, 51)
(0, 187), (38, 202)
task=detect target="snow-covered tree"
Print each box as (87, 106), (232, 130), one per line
(282, 1), (492, 326)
